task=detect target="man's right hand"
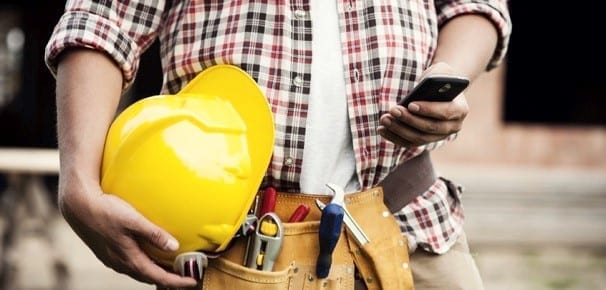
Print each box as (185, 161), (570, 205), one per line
(58, 177), (198, 288)
(54, 49), (197, 289)
(59, 180), (196, 288)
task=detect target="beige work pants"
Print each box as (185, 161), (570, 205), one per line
(409, 232), (485, 290)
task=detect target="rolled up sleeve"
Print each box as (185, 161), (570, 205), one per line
(44, 1), (166, 90)
(435, 0), (512, 70)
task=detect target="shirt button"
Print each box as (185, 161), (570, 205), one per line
(353, 69), (360, 82)
(348, 1), (355, 11)
(284, 157), (294, 166)
(294, 10), (307, 19)
(293, 75), (304, 87)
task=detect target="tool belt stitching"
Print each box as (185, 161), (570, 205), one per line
(281, 222), (318, 235)
(341, 190), (377, 204)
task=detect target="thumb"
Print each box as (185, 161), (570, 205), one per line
(136, 218), (180, 252)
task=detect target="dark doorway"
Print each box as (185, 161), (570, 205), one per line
(503, 3), (606, 126)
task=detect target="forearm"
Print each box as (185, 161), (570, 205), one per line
(55, 49), (123, 194)
(432, 14), (499, 81)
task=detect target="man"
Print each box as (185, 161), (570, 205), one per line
(45, 1), (511, 289)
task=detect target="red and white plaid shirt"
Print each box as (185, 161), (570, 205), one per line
(45, 0), (510, 254)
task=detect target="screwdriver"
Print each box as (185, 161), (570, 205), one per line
(316, 185), (345, 279)
(259, 186), (277, 216)
(288, 204), (311, 222)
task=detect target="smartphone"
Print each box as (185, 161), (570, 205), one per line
(399, 75), (469, 107)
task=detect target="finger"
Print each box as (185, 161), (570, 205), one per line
(125, 211), (180, 252)
(379, 114), (419, 145)
(105, 235), (196, 287)
(406, 97), (468, 121)
(403, 112), (463, 135)
(387, 107), (461, 136)
(377, 125), (413, 147)
(378, 120), (446, 147)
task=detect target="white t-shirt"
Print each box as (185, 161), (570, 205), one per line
(300, 1), (360, 195)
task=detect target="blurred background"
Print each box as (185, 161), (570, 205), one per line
(0, 1), (605, 289)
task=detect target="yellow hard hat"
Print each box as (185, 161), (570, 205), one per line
(100, 65), (274, 266)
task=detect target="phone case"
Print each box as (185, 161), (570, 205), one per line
(399, 75), (469, 107)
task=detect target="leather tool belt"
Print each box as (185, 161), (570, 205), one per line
(200, 151), (436, 290)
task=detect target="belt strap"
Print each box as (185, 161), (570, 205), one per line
(378, 151), (436, 213)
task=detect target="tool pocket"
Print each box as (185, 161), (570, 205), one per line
(279, 221), (355, 290)
(345, 188), (414, 290)
(202, 257), (293, 289)
(202, 220), (355, 289)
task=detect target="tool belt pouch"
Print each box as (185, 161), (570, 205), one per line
(201, 188), (412, 290)
(344, 188), (413, 290)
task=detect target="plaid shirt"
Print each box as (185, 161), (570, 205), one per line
(45, 0), (510, 254)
